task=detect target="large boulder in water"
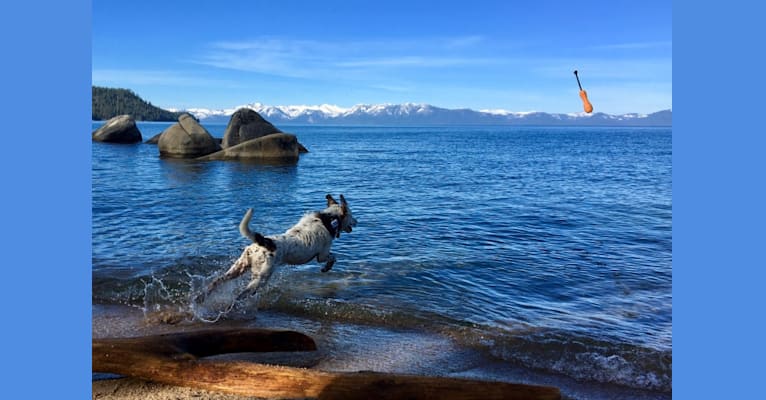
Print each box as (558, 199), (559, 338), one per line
(222, 108), (283, 148)
(157, 114), (221, 158)
(92, 115), (142, 143)
(197, 133), (300, 163)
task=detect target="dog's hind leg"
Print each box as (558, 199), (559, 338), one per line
(195, 250), (251, 303)
(237, 260), (277, 301)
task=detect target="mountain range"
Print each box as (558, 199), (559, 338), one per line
(175, 103), (672, 126)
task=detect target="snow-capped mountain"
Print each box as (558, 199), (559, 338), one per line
(173, 103), (671, 126)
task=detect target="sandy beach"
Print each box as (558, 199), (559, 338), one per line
(93, 377), (267, 400)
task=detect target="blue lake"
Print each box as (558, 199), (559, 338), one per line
(92, 122), (672, 397)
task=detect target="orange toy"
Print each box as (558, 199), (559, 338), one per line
(574, 70), (593, 113)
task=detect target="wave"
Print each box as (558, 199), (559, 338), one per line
(453, 326), (672, 392)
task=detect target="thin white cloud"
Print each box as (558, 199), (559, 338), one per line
(445, 35), (485, 48)
(335, 56), (496, 68)
(195, 38), (342, 79)
(589, 41), (672, 50)
(532, 58), (672, 81)
(193, 36), (671, 85)
(191, 36), (504, 79)
(91, 69), (240, 88)
(368, 83), (414, 93)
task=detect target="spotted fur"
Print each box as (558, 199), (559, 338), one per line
(198, 194), (357, 301)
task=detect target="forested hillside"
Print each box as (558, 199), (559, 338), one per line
(92, 86), (183, 121)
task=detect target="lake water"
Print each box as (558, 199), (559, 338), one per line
(92, 122), (672, 399)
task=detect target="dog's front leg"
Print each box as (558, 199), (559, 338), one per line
(318, 252), (336, 273)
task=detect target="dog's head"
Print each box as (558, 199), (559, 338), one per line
(326, 194), (357, 235)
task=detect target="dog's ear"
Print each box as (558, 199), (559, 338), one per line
(326, 194), (338, 207)
(339, 194), (348, 216)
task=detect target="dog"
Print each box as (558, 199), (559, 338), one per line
(197, 194), (357, 302)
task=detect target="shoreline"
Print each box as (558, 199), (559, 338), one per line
(92, 304), (670, 400)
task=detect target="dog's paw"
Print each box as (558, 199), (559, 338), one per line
(321, 259), (335, 273)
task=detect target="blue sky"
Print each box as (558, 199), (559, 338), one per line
(92, 1), (671, 114)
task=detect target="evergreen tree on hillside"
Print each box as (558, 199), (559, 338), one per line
(92, 86), (184, 121)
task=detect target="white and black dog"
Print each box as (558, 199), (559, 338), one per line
(197, 194), (357, 302)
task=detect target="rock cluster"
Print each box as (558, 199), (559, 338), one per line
(92, 109), (309, 163)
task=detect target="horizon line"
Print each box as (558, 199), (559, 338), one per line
(91, 85), (671, 117)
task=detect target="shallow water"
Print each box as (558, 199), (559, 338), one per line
(92, 122), (672, 397)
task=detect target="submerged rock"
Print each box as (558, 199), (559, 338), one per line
(92, 115), (142, 143)
(144, 132), (162, 144)
(157, 114), (221, 158)
(198, 133), (300, 162)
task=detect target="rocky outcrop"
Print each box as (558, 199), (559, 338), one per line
(221, 109), (283, 148)
(157, 114), (221, 158)
(145, 110), (306, 160)
(197, 133), (300, 163)
(147, 132), (221, 146)
(92, 115), (142, 143)
(144, 133), (162, 144)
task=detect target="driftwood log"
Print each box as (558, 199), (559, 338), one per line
(93, 328), (561, 400)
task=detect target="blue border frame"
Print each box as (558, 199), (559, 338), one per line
(3, 1), (91, 397)
(674, 0), (765, 398)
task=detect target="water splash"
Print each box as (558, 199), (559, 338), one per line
(131, 267), (258, 325)
(187, 274), (254, 323)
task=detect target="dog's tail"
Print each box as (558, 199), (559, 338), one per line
(239, 208), (276, 252)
